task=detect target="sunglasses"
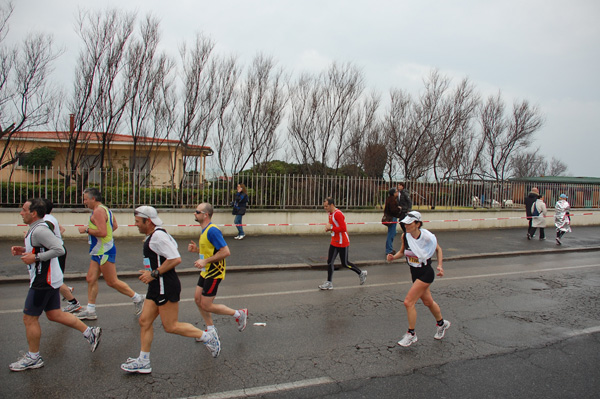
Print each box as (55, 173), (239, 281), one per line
(195, 210), (207, 214)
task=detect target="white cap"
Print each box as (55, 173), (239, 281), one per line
(134, 206), (163, 226)
(401, 211), (423, 224)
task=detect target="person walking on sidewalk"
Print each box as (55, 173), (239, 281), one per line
(397, 182), (412, 233)
(188, 202), (248, 352)
(529, 195), (547, 240)
(386, 211), (450, 347)
(319, 197), (367, 290)
(555, 194), (571, 245)
(525, 187), (540, 239)
(9, 198), (101, 371)
(76, 188), (145, 320)
(384, 188), (402, 255)
(121, 207), (220, 373)
(42, 199), (82, 313)
(231, 183), (249, 240)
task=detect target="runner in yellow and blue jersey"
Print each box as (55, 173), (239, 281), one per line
(188, 203), (248, 351)
(75, 188), (145, 320)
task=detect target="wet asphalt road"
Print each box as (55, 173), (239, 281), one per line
(1, 249), (599, 398)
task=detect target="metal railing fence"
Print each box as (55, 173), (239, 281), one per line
(1, 166), (599, 210)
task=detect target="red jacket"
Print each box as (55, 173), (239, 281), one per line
(329, 209), (350, 247)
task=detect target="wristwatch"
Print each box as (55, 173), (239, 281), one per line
(34, 254), (40, 263)
(150, 269), (160, 279)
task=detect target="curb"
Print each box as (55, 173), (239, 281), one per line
(2, 246), (599, 285)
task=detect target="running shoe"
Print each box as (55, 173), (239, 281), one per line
(556, 237), (562, 245)
(236, 308), (248, 332)
(527, 233), (531, 240)
(133, 295), (146, 316)
(434, 320), (451, 340)
(319, 281), (333, 290)
(398, 332), (418, 347)
(9, 352), (44, 371)
(62, 301), (82, 313)
(87, 326), (102, 352)
(120, 357), (152, 374)
(237, 235), (245, 240)
(234, 235), (241, 239)
(76, 309), (98, 320)
(359, 270), (368, 285)
(203, 330), (221, 358)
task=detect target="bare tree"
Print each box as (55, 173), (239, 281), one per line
(480, 92), (544, 181)
(123, 14), (174, 175)
(287, 72), (322, 172)
(383, 88), (430, 180)
(547, 156), (568, 176)
(428, 76), (480, 182)
(65, 8), (136, 188)
(346, 91), (382, 176)
(211, 55), (240, 177)
(172, 33), (222, 188)
(1, 16), (61, 170)
(230, 53), (287, 175)
(511, 151), (569, 178)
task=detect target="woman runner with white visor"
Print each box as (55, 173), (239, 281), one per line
(386, 211), (451, 347)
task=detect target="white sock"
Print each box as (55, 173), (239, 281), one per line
(87, 304), (96, 312)
(83, 327), (92, 339)
(28, 351), (40, 359)
(139, 351), (150, 362)
(233, 310), (240, 318)
(199, 331), (210, 342)
(132, 293), (142, 302)
(206, 325), (216, 332)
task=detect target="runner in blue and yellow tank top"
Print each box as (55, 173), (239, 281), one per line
(188, 202), (248, 352)
(76, 188), (145, 321)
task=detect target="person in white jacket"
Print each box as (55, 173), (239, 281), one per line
(529, 196), (547, 240)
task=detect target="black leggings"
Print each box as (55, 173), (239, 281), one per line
(327, 245), (362, 282)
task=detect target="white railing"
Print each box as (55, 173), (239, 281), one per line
(1, 166), (599, 209)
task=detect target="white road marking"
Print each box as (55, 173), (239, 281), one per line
(179, 377), (335, 399)
(1, 263), (599, 315)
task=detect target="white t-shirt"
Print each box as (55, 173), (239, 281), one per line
(405, 228), (437, 266)
(148, 229), (180, 260)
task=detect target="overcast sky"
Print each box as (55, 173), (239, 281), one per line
(6, 0), (599, 177)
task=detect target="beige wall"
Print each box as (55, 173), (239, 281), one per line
(0, 140), (204, 187)
(1, 208), (598, 238)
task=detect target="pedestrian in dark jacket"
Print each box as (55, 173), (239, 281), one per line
(384, 188), (402, 255)
(524, 187), (540, 239)
(397, 182), (412, 233)
(232, 183), (248, 240)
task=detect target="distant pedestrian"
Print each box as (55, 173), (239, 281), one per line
(525, 187), (540, 239)
(9, 199), (101, 371)
(397, 182), (412, 233)
(528, 195), (547, 240)
(41, 199), (82, 313)
(231, 183), (248, 240)
(76, 188), (145, 320)
(121, 206), (219, 373)
(188, 202), (248, 357)
(383, 188), (401, 255)
(318, 197), (367, 290)
(555, 194), (571, 245)
(386, 211), (450, 347)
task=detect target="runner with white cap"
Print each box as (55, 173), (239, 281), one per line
(121, 206), (220, 374)
(386, 211), (450, 347)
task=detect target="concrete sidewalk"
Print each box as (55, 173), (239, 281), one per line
(1, 226), (599, 283)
